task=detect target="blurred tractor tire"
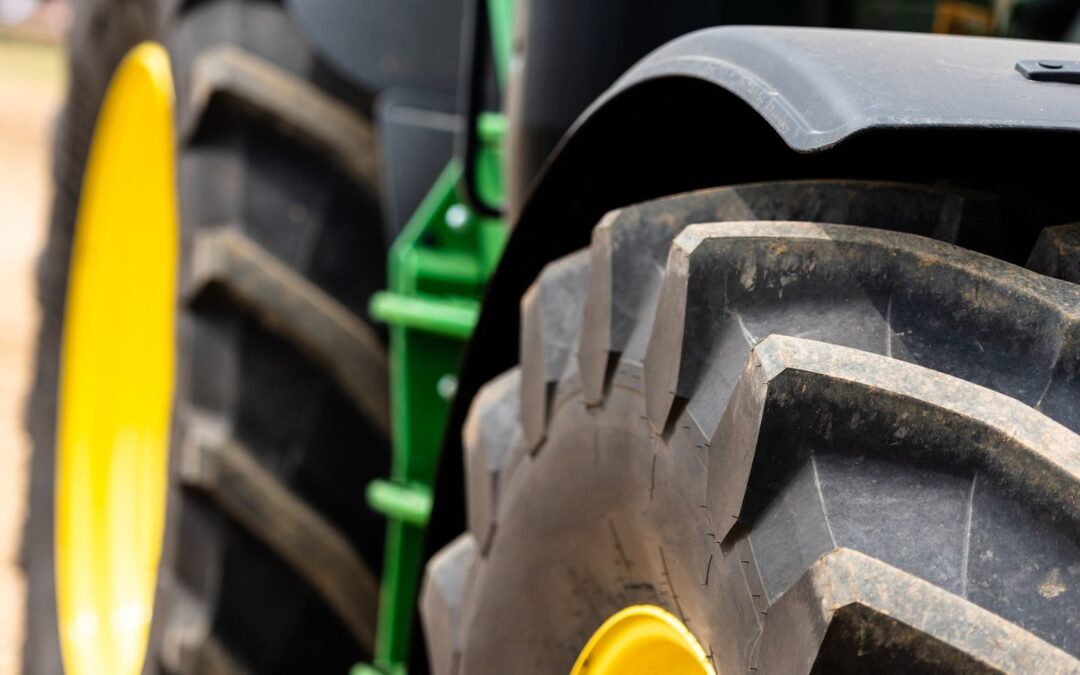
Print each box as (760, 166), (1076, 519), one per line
(421, 181), (1080, 674)
(24, 1), (390, 673)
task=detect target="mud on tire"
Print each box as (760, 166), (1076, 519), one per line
(422, 181), (1080, 674)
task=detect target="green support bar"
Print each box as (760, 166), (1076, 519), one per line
(360, 0), (515, 668)
(363, 104), (508, 673)
(366, 480), (432, 528)
(369, 293), (479, 341)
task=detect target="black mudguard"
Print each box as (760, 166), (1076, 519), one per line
(586, 26), (1080, 153)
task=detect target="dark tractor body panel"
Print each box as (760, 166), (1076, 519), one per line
(420, 28), (1080, 670)
(284, 0), (467, 96)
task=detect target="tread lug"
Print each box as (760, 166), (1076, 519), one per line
(189, 228), (390, 436)
(581, 181), (1003, 407)
(520, 251), (590, 450)
(758, 548), (1079, 674)
(463, 369), (522, 554)
(420, 534), (478, 675)
(179, 425), (378, 651)
(183, 45), (377, 188)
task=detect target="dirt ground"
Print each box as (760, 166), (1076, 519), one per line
(0, 36), (64, 674)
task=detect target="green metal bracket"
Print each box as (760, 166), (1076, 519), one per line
(366, 480), (432, 528)
(364, 108), (508, 673)
(359, 0), (515, 668)
(369, 294), (479, 341)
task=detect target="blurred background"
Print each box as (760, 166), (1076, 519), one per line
(0, 2), (67, 673)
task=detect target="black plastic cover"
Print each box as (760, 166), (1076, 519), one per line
(581, 26), (1080, 153)
(285, 0), (466, 95)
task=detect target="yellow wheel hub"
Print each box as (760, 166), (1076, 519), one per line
(55, 42), (178, 675)
(571, 605), (717, 675)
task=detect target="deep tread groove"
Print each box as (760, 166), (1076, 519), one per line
(179, 429), (378, 652)
(182, 45), (378, 188)
(189, 228), (390, 436)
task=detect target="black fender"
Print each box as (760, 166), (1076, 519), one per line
(421, 24), (1080, 668)
(583, 25), (1080, 153)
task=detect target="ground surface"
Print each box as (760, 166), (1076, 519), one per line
(0, 36), (64, 675)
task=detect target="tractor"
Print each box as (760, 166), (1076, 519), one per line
(21, 0), (1080, 673)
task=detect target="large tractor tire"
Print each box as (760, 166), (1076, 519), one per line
(23, 1), (388, 673)
(421, 181), (1080, 673)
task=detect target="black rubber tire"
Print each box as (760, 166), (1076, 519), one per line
(23, 1), (389, 673)
(421, 181), (1080, 674)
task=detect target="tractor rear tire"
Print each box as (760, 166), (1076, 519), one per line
(421, 181), (1080, 674)
(23, 1), (389, 673)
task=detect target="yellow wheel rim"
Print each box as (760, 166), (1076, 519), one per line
(571, 605), (717, 675)
(54, 42), (178, 675)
